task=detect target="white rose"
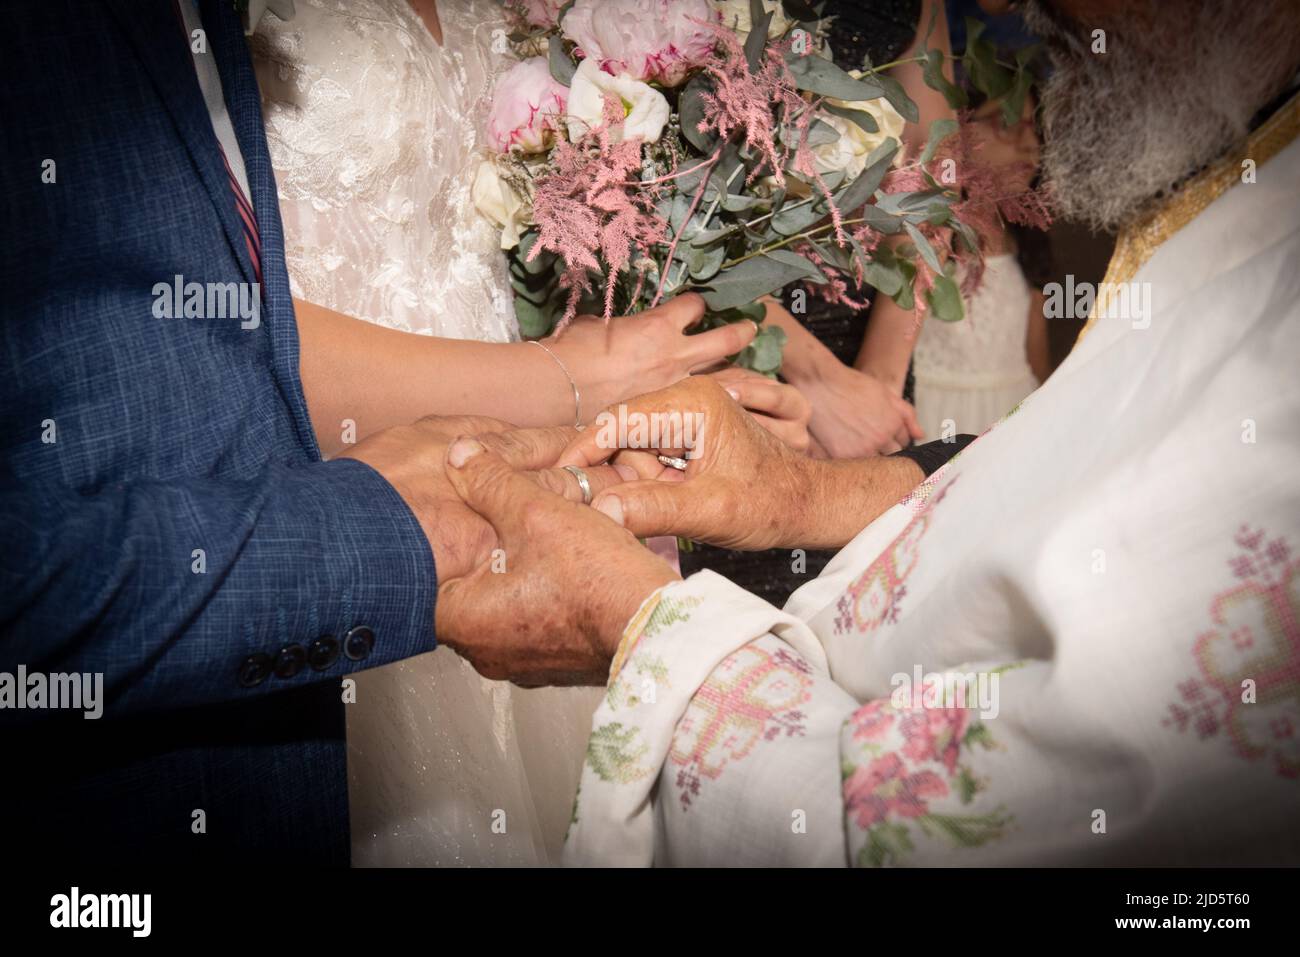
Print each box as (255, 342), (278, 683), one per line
(812, 73), (907, 179)
(710, 0), (789, 41)
(472, 159), (530, 250)
(565, 58), (671, 144)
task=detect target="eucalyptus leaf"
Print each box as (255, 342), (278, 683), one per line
(922, 48), (967, 109)
(808, 238), (851, 271)
(785, 53), (890, 103)
(781, 117), (839, 147)
(687, 224), (733, 247)
(919, 118), (959, 166)
(876, 187), (948, 217)
(514, 294), (554, 338)
(772, 198), (823, 235)
(822, 102), (877, 134)
(686, 242), (726, 281)
(764, 248), (827, 283)
(925, 203), (952, 226)
(904, 222), (945, 275)
(893, 258), (916, 310)
(744, 4), (772, 74)
(1002, 64), (1034, 127)
(829, 138), (898, 215)
(869, 70), (920, 123)
(926, 273), (964, 322)
(963, 17), (1013, 100)
(548, 41), (576, 86)
(737, 324), (787, 376)
(730, 300), (768, 325)
(678, 75), (718, 152)
(721, 192), (760, 212)
(696, 253), (821, 310)
(864, 259), (904, 297)
(857, 203), (905, 234)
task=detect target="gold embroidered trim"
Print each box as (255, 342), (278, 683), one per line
(1074, 90), (1300, 343)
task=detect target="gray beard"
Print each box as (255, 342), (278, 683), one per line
(1020, 0), (1295, 233)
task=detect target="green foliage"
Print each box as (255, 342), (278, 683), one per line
(548, 38), (576, 86)
(922, 48), (967, 110)
(926, 273), (965, 322)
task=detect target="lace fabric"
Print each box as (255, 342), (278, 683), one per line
(251, 0), (518, 340)
(912, 254), (1039, 437)
(252, 0), (602, 867)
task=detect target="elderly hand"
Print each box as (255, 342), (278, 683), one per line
(434, 437), (679, 685)
(558, 377), (925, 550)
(341, 417), (628, 582)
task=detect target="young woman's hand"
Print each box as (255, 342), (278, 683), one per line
(704, 366), (812, 454)
(543, 293), (757, 419)
(801, 362), (924, 458)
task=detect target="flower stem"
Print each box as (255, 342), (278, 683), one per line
(717, 216), (872, 270)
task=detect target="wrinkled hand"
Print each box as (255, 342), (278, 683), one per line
(704, 366), (812, 454)
(435, 437), (679, 686)
(558, 377), (830, 550)
(340, 417), (627, 582)
(545, 293), (758, 418)
(802, 363), (923, 457)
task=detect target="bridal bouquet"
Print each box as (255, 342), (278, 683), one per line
(473, 0), (1037, 375)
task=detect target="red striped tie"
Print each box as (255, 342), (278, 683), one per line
(172, 0), (262, 284)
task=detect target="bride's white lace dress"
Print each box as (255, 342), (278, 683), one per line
(252, 0), (602, 866)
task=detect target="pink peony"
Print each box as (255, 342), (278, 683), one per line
(560, 0), (720, 87)
(509, 0), (566, 29)
(486, 57), (569, 154)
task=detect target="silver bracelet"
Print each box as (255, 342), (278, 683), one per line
(528, 338), (582, 427)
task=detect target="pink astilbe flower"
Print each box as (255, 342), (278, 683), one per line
(947, 116), (1053, 294)
(694, 24), (876, 251)
(528, 94), (669, 323)
(695, 24), (807, 188)
(799, 220), (886, 310)
(796, 240), (870, 310)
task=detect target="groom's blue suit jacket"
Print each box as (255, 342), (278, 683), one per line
(0, 0), (438, 865)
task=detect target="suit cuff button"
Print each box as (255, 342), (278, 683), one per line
(238, 653), (272, 688)
(309, 635), (340, 671)
(343, 625), (375, 661)
(273, 643), (308, 679)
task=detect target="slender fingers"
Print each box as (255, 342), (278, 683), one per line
(726, 375), (809, 423)
(684, 321), (757, 372)
(653, 291), (708, 332)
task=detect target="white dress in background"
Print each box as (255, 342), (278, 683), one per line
(252, 0), (602, 866)
(912, 253), (1039, 438)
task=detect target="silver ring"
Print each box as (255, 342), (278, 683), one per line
(563, 464), (593, 504)
(657, 454), (689, 471)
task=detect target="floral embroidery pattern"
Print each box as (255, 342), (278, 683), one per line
(835, 477), (957, 637)
(842, 696), (1011, 867)
(668, 643), (812, 810)
(606, 652), (669, 710)
(1163, 526), (1300, 780)
(586, 721), (653, 785)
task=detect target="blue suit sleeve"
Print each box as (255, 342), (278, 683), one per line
(0, 457), (437, 716)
